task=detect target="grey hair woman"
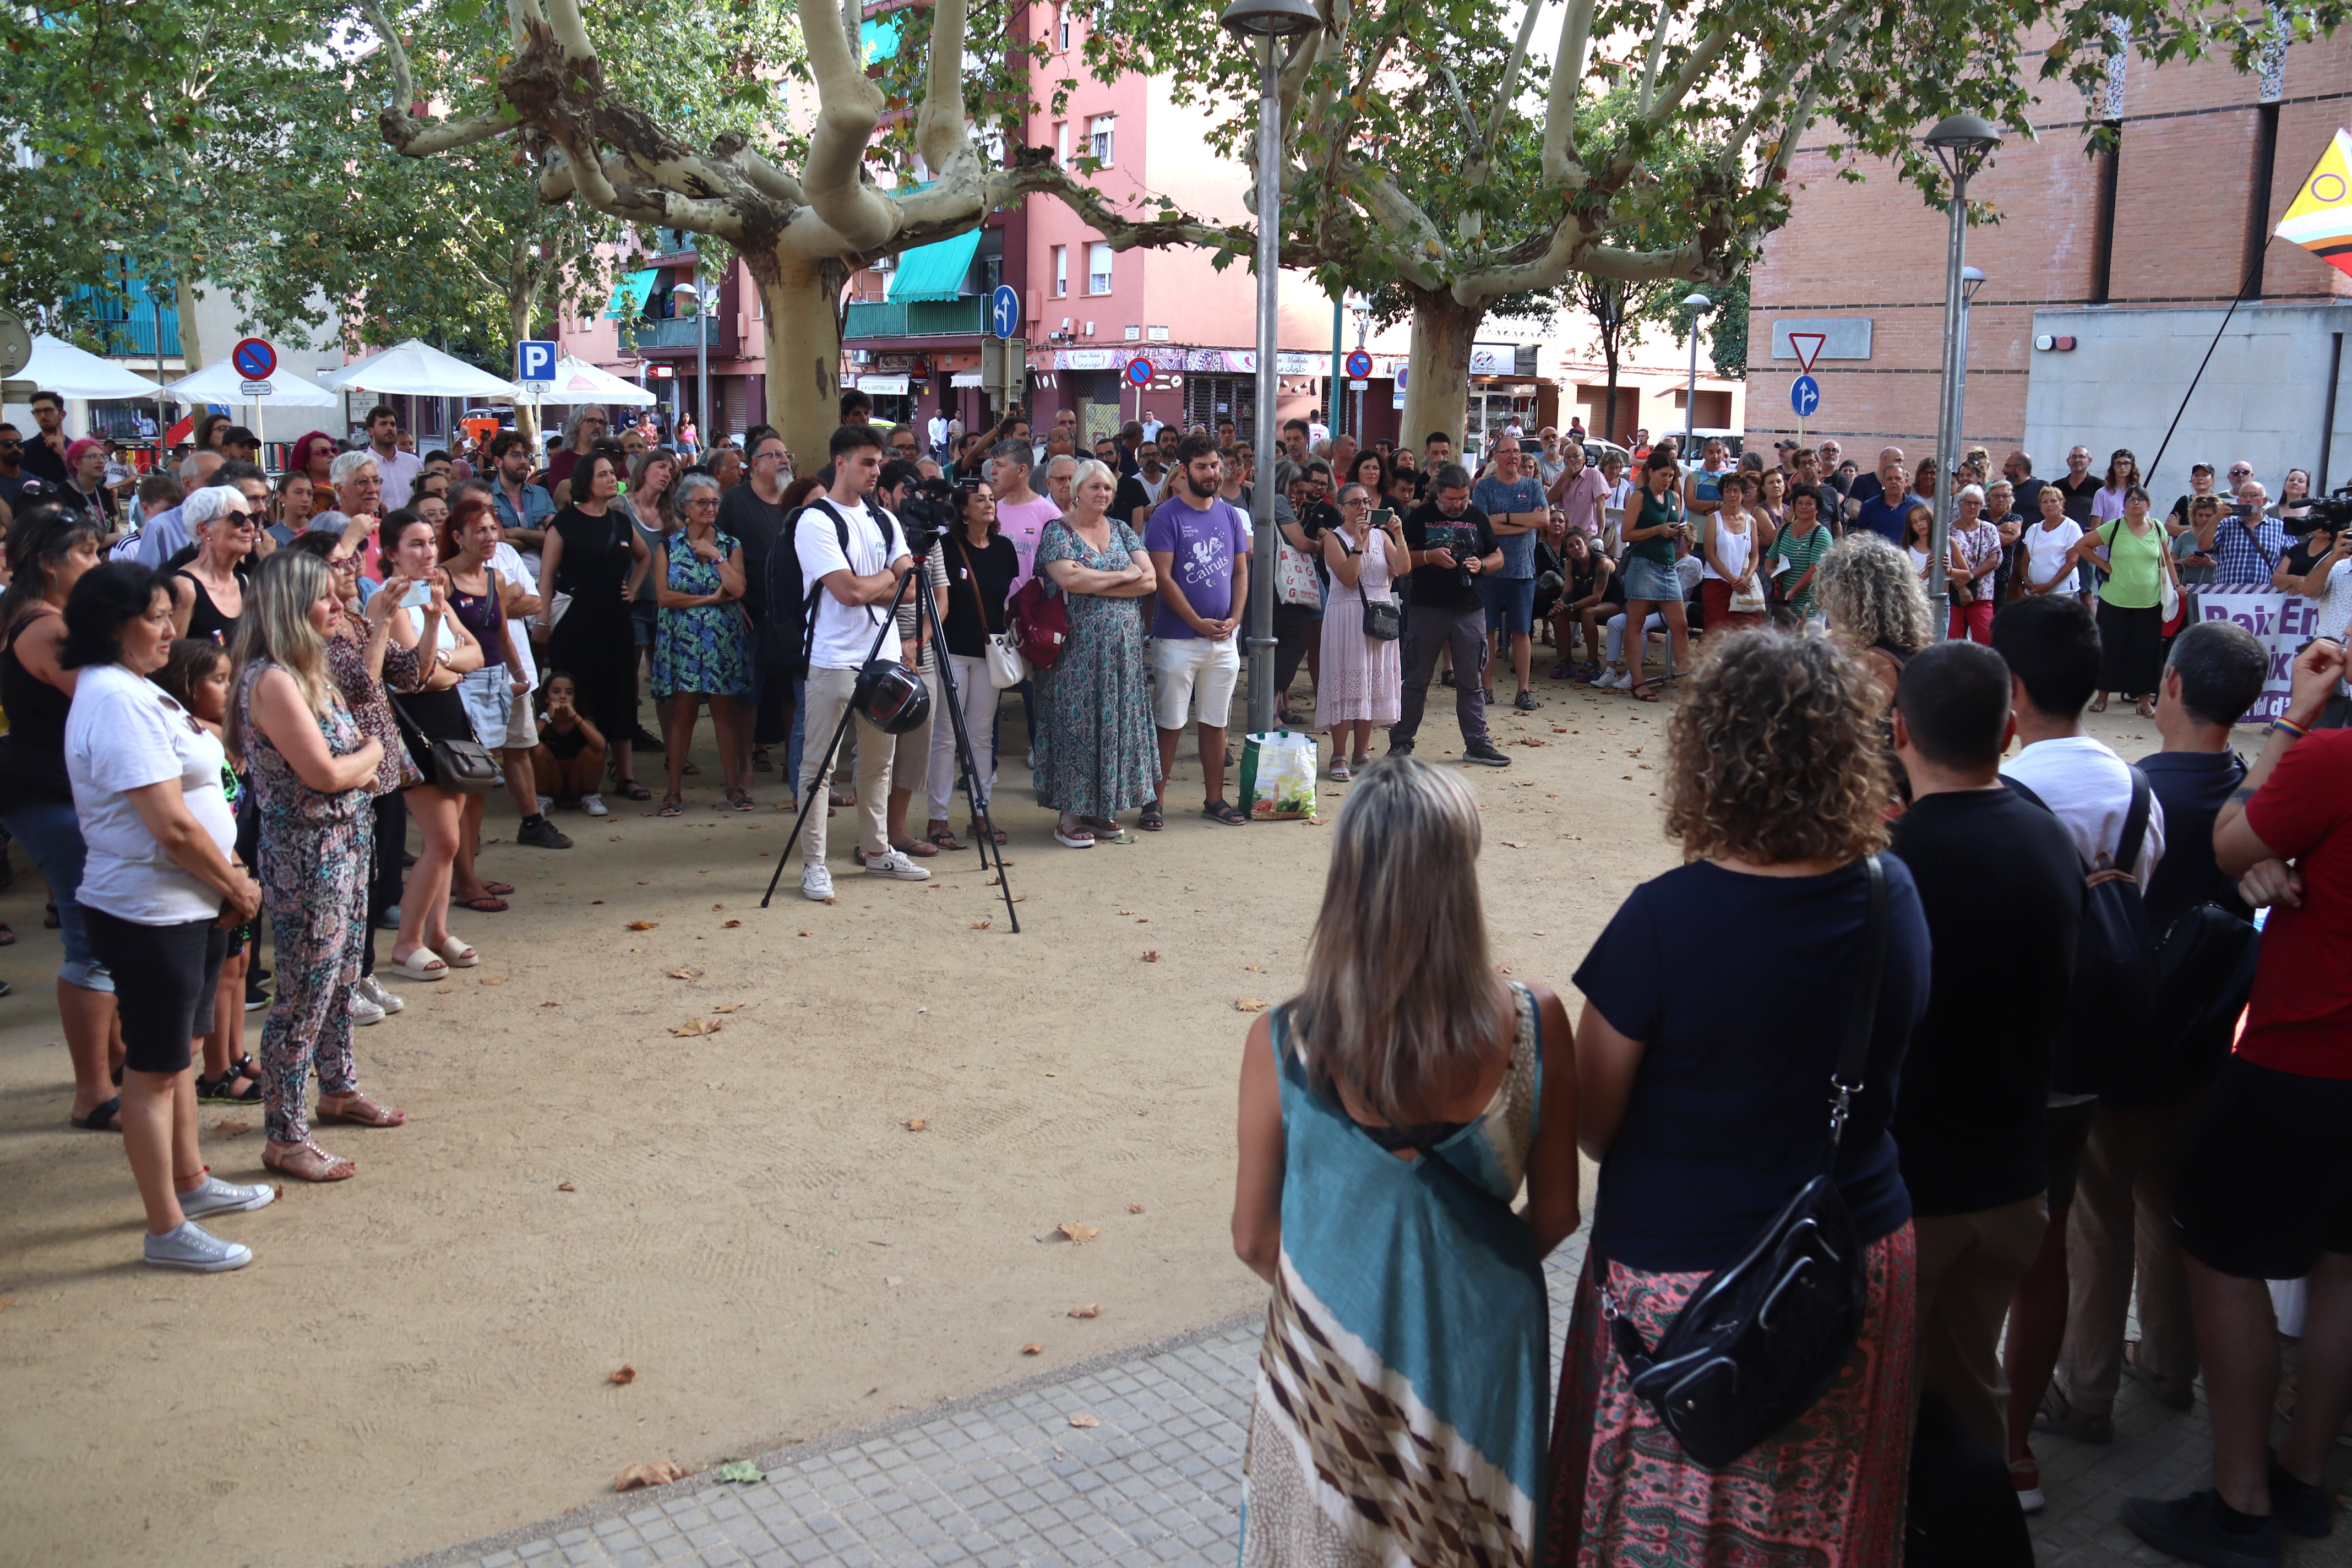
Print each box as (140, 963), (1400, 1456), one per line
(650, 469), (751, 812)
(1817, 531), (1934, 711)
(1231, 756), (1577, 1566)
(230, 549), (400, 1183)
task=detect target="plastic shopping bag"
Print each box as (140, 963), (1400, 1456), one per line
(1239, 730), (1319, 820)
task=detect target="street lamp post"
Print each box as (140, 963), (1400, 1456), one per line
(676, 277), (711, 455)
(1221, 0), (1321, 737)
(1954, 265), (1986, 462)
(1924, 112), (2002, 640)
(1680, 292), (1713, 461)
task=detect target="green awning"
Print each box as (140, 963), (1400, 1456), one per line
(886, 230), (981, 304)
(603, 268), (659, 320)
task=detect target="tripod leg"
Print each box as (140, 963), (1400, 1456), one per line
(918, 583), (1020, 934)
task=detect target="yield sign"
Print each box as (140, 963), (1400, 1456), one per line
(1787, 332), (1827, 373)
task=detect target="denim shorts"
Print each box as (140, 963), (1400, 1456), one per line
(630, 599), (657, 648)
(1481, 575), (1536, 635)
(0, 798), (112, 991)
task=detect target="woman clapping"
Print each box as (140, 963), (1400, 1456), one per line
(229, 551), (402, 1183)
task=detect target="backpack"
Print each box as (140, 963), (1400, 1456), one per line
(764, 498), (902, 678)
(2004, 770), (2158, 1097)
(1005, 573), (1070, 672)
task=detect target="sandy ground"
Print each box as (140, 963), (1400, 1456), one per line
(0, 662), (2178, 1568)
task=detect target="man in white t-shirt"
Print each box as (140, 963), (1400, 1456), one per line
(793, 426), (931, 901)
(925, 411), (949, 460)
(1989, 592), (2165, 1512)
(986, 438), (1061, 596)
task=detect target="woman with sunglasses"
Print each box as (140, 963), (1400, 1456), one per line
(167, 486), (254, 645)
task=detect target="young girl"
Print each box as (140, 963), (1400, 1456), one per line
(153, 639), (262, 1102)
(1901, 503), (1941, 586)
(529, 672), (608, 814)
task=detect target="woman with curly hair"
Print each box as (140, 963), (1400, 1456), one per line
(1817, 530), (1934, 714)
(1544, 630), (1931, 1567)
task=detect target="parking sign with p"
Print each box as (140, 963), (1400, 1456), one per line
(518, 340), (557, 389)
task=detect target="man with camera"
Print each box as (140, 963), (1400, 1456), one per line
(1391, 463), (1509, 766)
(793, 426), (933, 901)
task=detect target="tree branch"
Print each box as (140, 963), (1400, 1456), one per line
(1540, 0), (1596, 189)
(1008, 155), (1254, 255)
(540, 0), (600, 70)
(711, 130), (808, 206)
(361, 0), (516, 156)
(1634, 1), (1671, 119)
(1582, 241), (1711, 282)
(914, 0), (977, 182)
(797, 0), (898, 251)
(1332, 156), (1449, 289)
(1486, 0), (1545, 154)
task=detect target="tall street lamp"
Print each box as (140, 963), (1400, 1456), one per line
(1222, 0), (1320, 737)
(1924, 111), (2001, 639)
(1954, 265), (1986, 471)
(1680, 292), (1713, 460)
(676, 277), (711, 454)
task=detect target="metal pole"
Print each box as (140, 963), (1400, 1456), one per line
(1330, 295), (1343, 439)
(1684, 325), (1698, 456)
(696, 267), (710, 455)
(1929, 172), (1967, 640)
(1245, 32), (1281, 736)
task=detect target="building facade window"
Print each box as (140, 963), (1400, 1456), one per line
(1087, 241), (1113, 295)
(1088, 115), (1115, 167)
(1057, 7), (1070, 50)
(1053, 246), (1069, 297)
(1055, 122), (1069, 165)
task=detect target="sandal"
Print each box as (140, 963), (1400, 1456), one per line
(0, 922), (14, 946)
(70, 1095), (123, 1132)
(1351, 754), (1372, 771)
(657, 792), (684, 817)
(314, 1091), (406, 1128)
(265, 1137), (357, 1183)
(2089, 694), (2109, 713)
(752, 747), (774, 772)
(1137, 803), (1164, 832)
(2136, 698), (2157, 718)
(1330, 759), (1352, 782)
(682, 760), (702, 775)
(726, 788), (755, 812)
(2122, 1341), (2196, 1411)
(969, 818), (1009, 844)
(1201, 799), (1249, 826)
(195, 1069), (264, 1104)
(927, 825), (967, 852)
(1629, 683), (1661, 703)
(1053, 817), (1097, 849)
(615, 779), (653, 802)
(434, 937), (479, 968)
(454, 895), (509, 913)
(1081, 816), (1121, 835)
(891, 836), (940, 858)
(388, 950), (449, 982)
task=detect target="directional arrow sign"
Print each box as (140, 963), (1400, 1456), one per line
(1790, 374), (1822, 419)
(990, 285), (1021, 340)
(1787, 332), (1827, 373)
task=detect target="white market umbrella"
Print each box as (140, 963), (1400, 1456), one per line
(19, 334), (160, 400)
(161, 358), (337, 407)
(542, 355), (656, 407)
(324, 338), (521, 399)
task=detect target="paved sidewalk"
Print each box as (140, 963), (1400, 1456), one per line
(400, 1231), (2333, 1568)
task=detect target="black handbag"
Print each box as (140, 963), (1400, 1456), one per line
(1608, 853), (1891, 1469)
(389, 693), (501, 794)
(1341, 535), (1403, 641)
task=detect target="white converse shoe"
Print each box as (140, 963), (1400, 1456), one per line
(802, 863), (836, 902)
(144, 1220), (253, 1272)
(177, 1173), (276, 1220)
(863, 848), (932, 882)
(579, 793), (609, 818)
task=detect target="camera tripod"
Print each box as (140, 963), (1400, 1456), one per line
(760, 551), (1020, 932)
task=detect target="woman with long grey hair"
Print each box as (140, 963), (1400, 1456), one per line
(1231, 756), (1578, 1566)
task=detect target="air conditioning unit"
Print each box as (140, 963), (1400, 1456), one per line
(1084, 321), (1095, 336)
(851, 350), (872, 366)
(872, 254), (895, 271)
(1060, 318), (1072, 331)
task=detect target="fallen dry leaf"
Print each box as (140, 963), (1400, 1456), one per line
(905, 1118), (927, 1132)
(558, 1182), (577, 1191)
(590, 899), (605, 905)
(712, 1003), (743, 1014)
(1129, 1204), (1145, 1214)
(1069, 1413), (1101, 1428)
(1135, 916), (1149, 923)
(609, 1364), (636, 1385)
(725, 919), (743, 928)
(0, 1295), (13, 1314)
(215, 1117), (251, 1137)
(541, 1000), (561, 1008)
(1303, 814), (1327, 826)
(711, 903), (725, 911)
(1244, 963), (1264, 972)
(1141, 950), (1159, 962)
(1057, 1222), (1099, 1244)
(1118, 908), (1131, 915)
(273, 1184), (285, 1201)
(627, 920), (658, 930)
(1501, 840), (1526, 849)
(1235, 997), (1268, 1012)
(1068, 1303), (1099, 1318)
(480, 976), (505, 986)
(970, 919), (991, 929)
(666, 967), (699, 980)
(1519, 738), (1545, 747)
(666, 1019), (721, 1037)
(613, 1461), (686, 1493)
(1020, 1342), (1044, 1355)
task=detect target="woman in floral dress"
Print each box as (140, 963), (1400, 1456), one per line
(650, 472), (750, 814)
(1032, 460), (1161, 846)
(228, 549), (403, 1185)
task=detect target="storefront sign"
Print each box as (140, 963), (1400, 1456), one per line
(857, 374), (910, 395)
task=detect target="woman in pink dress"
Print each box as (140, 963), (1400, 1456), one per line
(1314, 483), (1406, 781)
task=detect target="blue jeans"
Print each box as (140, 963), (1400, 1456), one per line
(0, 798), (112, 991)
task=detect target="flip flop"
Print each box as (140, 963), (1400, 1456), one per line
(434, 937), (480, 968)
(890, 836), (940, 858)
(480, 881), (515, 896)
(70, 1095), (123, 1131)
(454, 895), (509, 913)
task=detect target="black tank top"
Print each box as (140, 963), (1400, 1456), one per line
(176, 569), (242, 646)
(447, 567), (504, 651)
(0, 611), (74, 807)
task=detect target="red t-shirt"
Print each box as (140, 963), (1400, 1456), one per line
(2239, 728), (2352, 1077)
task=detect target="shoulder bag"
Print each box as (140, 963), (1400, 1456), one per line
(388, 692), (500, 795)
(1337, 533), (1401, 640)
(1609, 853), (1890, 1469)
(956, 535), (1028, 689)
(1004, 522), (1074, 673)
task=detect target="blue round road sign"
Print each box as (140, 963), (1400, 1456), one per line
(1124, 356), (1154, 388)
(1789, 374), (1821, 418)
(989, 285), (1021, 340)
(1344, 348), (1373, 379)
(231, 337), (277, 382)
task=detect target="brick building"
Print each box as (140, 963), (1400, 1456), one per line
(1747, 29), (2352, 497)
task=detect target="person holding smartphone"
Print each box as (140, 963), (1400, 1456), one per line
(1603, 449), (1693, 700)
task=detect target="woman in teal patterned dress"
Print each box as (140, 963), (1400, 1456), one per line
(1031, 460), (1161, 846)
(1231, 756), (1581, 1566)
(651, 473), (751, 814)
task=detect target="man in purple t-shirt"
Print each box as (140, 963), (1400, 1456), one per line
(1144, 433), (1253, 827)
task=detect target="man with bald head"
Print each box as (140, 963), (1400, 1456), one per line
(1846, 444), (1903, 515)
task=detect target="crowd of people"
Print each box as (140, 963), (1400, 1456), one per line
(3, 385), (2344, 1568)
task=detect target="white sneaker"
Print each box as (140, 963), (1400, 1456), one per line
(802, 863), (836, 902)
(579, 793), (609, 818)
(1598, 669), (1631, 690)
(536, 794), (554, 816)
(177, 1173), (276, 1220)
(144, 1220), (253, 1273)
(358, 974), (404, 1014)
(350, 988), (385, 1026)
(864, 848), (931, 882)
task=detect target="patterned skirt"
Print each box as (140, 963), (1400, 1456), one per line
(1543, 1224), (1917, 1567)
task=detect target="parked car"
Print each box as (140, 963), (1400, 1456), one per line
(1580, 438), (1633, 471)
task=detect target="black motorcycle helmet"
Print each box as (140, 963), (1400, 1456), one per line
(852, 658), (931, 735)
